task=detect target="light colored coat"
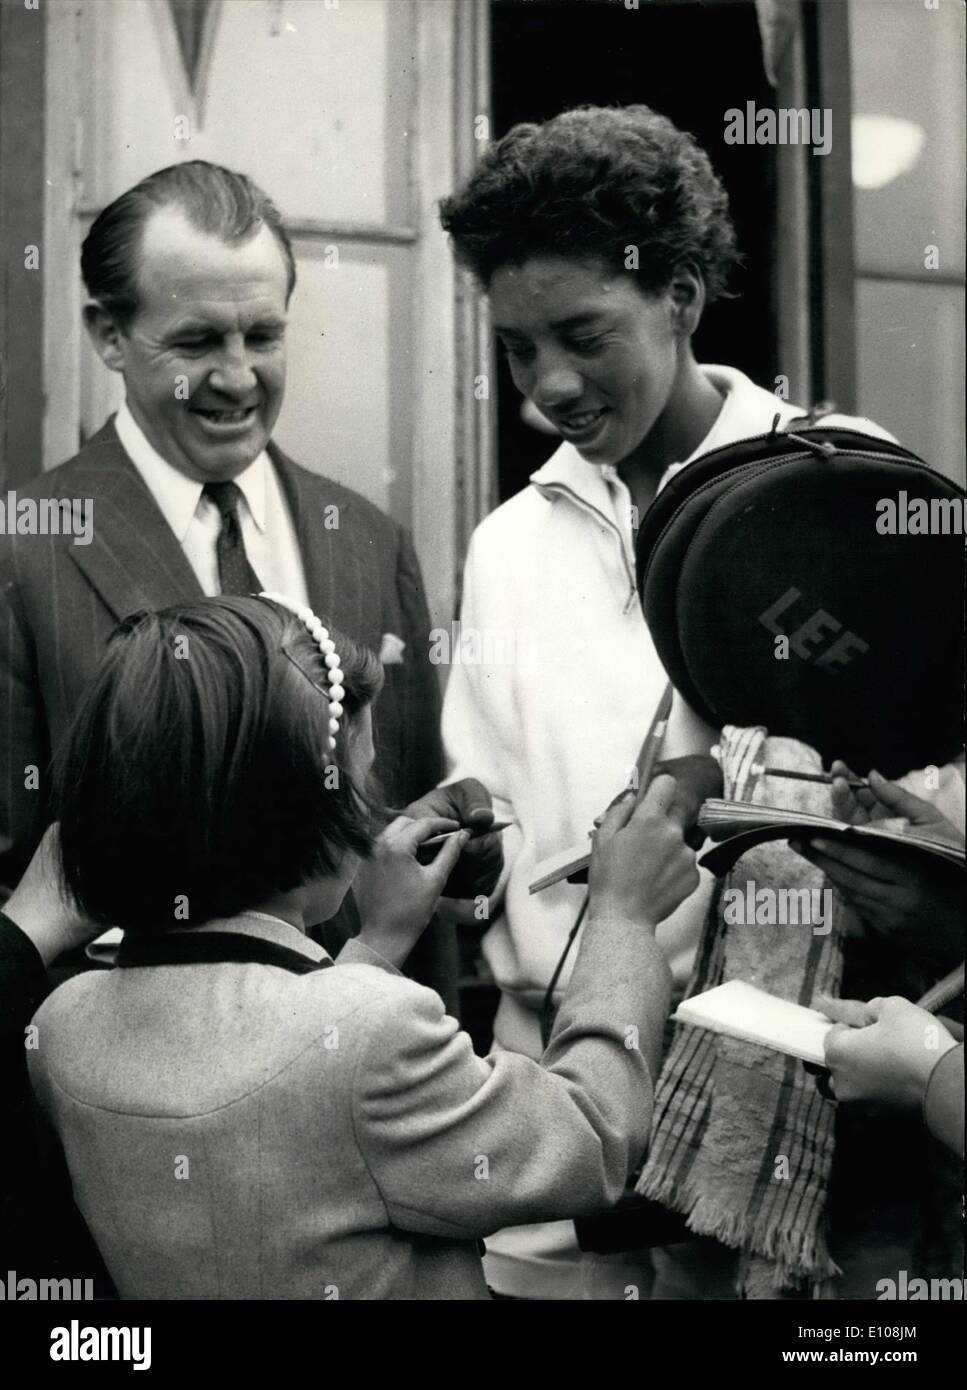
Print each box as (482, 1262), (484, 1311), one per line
(28, 910), (671, 1300)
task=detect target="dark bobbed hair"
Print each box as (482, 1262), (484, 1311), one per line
(55, 597), (383, 932)
(81, 160), (297, 329)
(439, 104), (739, 299)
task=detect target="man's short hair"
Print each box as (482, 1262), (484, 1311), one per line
(81, 160), (297, 328)
(55, 596), (383, 932)
(439, 104), (738, 299)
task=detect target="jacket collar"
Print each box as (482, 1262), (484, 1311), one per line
(115, 400), (271, 541)
(192, 912), (330, 965)
(60, 419), (382, 646)
(268, 441), (383, 645)
(63, 419), (205, 622)
(528, 364), (789, 512)
(530, 438), (621, 516)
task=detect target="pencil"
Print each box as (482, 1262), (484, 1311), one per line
(633, 683), (675, 797)
(419, 821), (513, 850)
(915, 964), (965, 1015)
(752, 765), (870, 791)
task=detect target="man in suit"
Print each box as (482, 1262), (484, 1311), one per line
(0, 160), (489, 1001)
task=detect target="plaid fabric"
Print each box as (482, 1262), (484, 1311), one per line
(637, 726), (845, 1296)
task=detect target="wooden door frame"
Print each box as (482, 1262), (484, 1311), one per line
(0, 0), (47, 487)
(411, 0), (494, 629)
(775, 0), (856, 413)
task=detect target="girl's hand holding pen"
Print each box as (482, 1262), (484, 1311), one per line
(588, 775), (700, 927)
(354, 816), (470, 966)
(402, 777), (504, 900)
(593, 754), (722, 849)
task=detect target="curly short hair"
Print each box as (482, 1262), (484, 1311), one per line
(440, 104), (739, 299)
(55, 597), (382, 932)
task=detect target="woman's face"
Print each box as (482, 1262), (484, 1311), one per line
(489, 255), (682, 468)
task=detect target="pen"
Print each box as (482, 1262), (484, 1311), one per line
(418, 821), (513, 853)
(751, 764), (869, 790)
(915, 963), (965, 1015)
(710, 746), (870, 790)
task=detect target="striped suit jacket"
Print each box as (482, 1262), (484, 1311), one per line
(0, 420), (447, 971)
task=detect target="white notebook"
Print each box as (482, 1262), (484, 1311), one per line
(673, 979), (834, 1066)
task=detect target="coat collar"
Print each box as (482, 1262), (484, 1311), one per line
(268, 441), (383, 644)
(192, 912), (330, 964)
(59, 419), (382, 644)
(529, 438), (622, 517)
(115, 399), (271, 540)
(528, 364), (794, 513)
(115, 913), (333, 973)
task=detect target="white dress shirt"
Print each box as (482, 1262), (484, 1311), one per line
(115, 400), (309, 604)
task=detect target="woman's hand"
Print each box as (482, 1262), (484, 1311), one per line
(793, 764), (964, 962)
(820, 994), (957, 1107)
(588, 774), (700, 926)
(4, 823), (99, 967)
(354, 816), (469, 967)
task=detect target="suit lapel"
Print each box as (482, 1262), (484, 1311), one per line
(270, 444), (382, 646)
(62, 426), (383, 638)
(65, 422), (204, 621)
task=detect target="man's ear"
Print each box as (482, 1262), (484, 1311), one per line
(668, 266), (706, 341)
(82, 302), (127, 373)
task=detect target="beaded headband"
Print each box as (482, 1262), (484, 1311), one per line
(259, 592), (346, 748)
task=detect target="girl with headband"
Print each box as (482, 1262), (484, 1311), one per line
(23, 593), (698, 1298)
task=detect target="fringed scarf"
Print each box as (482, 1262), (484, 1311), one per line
(636, 725), (846, 1297)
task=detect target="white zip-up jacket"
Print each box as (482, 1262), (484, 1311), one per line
(443, 365), (895, 1062)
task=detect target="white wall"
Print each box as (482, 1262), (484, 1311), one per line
(850, 0), (965, 482)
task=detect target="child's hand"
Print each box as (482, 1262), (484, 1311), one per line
(588, 774), (700, 927)
(402, 778), (503, 901)
(820, 995), (957, 1106)
(354, 816), (470, 966)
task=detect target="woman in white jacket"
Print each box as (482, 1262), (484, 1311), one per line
(437, 104), (898, 1299)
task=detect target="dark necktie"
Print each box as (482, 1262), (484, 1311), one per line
(203, 480), (263, 596)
